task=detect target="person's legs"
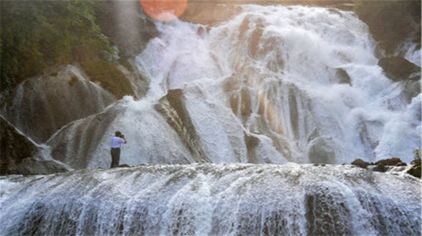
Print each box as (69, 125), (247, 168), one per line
(110, 148), (121, 168)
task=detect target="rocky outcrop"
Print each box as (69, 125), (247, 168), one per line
(350, 157), (420, 178)
(355, 0), (420, 54)
(2, 65), (115, 143)
(351, 159), (370, 169)
(407, 159), (421, 178)
(116, 59), (149, 99)
(0, 116), (37, 174)
(335, 68), (352, 85)
(378, 57), (420, 82)
(0, 116), (69, 175)
(375, 157), (406, 167)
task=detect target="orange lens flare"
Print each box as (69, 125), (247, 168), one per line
(140, 0), (188, 21)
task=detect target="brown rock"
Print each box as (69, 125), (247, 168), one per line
(351, 159), (370, 169)
(407, 165), (421, 178)
(375, 157), (404, 166)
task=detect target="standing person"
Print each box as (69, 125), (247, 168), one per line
(110, 131), (127, 168)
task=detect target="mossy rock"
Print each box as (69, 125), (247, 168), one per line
(81, 59), (133, 99)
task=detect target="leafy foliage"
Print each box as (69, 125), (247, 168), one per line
(0, 0), (131, 98)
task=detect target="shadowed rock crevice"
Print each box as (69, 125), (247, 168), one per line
(155, 89), (208, 163)
(0, 116), (69, 175)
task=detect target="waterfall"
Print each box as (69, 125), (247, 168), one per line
(0, 164), (420, 235)
(43, 5), (421, 168)
(0, 4), (421, 236)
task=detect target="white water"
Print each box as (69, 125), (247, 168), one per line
(0, 164), (420, 236)
(134, 5), (420, 163)
(44, 5), (420, 168)
(0, 5), (421, 236)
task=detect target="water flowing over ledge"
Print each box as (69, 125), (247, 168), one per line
(0, 164), (420, 235)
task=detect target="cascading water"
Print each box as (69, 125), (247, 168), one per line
(0, 164), (420, 235)
(142, 5), (421, 164)
(49, 4), (420, 168)
(1, 5), (420, 235)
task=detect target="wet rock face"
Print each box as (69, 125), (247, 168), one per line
(308, 137), (336, 164)
(0, 116), (37, 174)
(407, 159), (421, 178)
(2, 65), (115, 143)
(306, 187), (353, 235)
(14, 158), (69, 175)
(0, 116), (69, 175)
(378, 57), (420, 82)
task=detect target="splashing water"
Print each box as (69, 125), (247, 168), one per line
(135, 5), (420, 164)
(0, 5), (421, 236)
(44, 5), (421, 168)
(0, 164), (420, 235)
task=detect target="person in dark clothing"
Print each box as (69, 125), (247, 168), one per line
(110, 131), (127, 168)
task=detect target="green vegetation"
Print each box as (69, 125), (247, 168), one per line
(80, 59), (132, 98)
(354, 0), (421, 53)
(0, 0), (132, 99)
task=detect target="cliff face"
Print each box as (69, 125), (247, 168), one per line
(355, 0), (421, 57)
(2, 65), (116, 143)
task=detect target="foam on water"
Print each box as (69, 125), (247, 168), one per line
(0, 164), (419, 235)
(133, 5), (420, 163)
(43, 5), (421, 168)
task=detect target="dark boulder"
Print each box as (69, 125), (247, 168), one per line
(335, 68), (352, 85)
(378, 57), (420, 82)
(0, 116), (69, 175)
(375, 157), (405, 166)
(411, 159), (421, 166)
(407, 165), (421, 178)
(351, 159), (370, 169)
(407, 158), (421, 178)
(0, 116), (37, 174)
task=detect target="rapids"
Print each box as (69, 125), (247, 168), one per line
(0, 164), (420, 236)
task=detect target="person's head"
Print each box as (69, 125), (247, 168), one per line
(115, 131), (122, 137)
